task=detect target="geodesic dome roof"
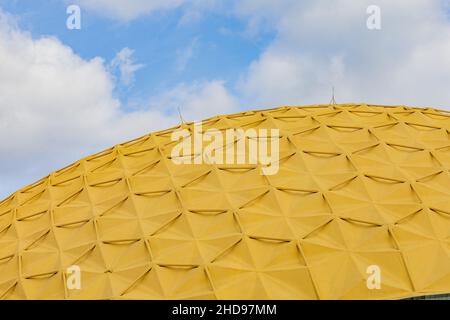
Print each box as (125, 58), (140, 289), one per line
(0, 104), (449, 300)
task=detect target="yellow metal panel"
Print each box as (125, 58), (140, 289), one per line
(0, 104), (449, 299)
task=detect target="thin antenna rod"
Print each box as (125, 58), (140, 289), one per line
(329, 86), (337, 105)
(177, 106), (185, 124)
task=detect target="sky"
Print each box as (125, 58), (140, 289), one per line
(0, 0), (450, 199)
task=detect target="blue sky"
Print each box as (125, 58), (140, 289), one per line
(0, 0), (450, 199)
(1, 0), (274, 107)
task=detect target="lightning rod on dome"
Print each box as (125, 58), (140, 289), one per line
(177, 106), (186, 125)
(329, 86), (337, 105)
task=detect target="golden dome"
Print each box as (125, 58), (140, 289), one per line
(1, 104), (449, 300)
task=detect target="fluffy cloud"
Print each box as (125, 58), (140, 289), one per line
(148, 81), (239, 121)
(236, 0), (450, 109)
(0, 11), (236, 199)
(110, 47), (144, 86)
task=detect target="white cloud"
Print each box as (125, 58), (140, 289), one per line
(148, 80), (239, 122)
(177, 0), (224, 25)
(74, 0), (187, 21)
(0, 11), (237, 199)
(110, 47), (144, 86)
(175, 37), (199, 72)
(236, 0), (450, 109)
(73, 0), (224, 22)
